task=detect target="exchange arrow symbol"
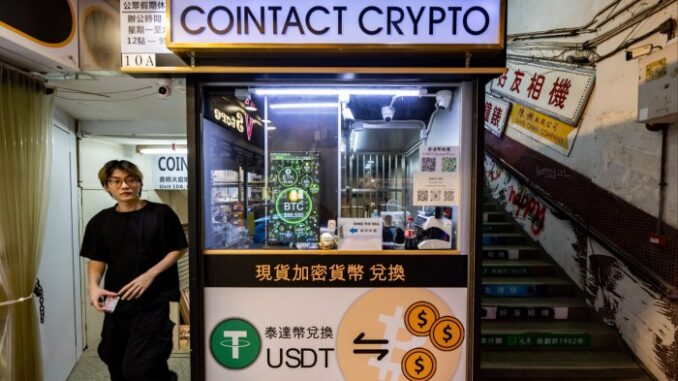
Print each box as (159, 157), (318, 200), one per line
(352, 332), (389, 361)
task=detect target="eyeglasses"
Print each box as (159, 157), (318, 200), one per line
(107, 176), (141, 187)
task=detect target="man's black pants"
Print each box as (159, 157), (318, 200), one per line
(98, 301), (177, 381)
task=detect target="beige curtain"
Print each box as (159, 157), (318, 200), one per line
(0, 65), (53, 381)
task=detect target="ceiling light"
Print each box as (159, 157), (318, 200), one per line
(138, 145), (188, 154)
(254, 88), (425, 96)
(269, 102), (338, 110)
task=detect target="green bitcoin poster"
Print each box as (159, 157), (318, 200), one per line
(268, 152), (320, 244)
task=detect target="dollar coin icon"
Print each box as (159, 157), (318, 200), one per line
(405, 301), (439, 336)
(402, 347), (436, 381)
(430, 316), (464, 351)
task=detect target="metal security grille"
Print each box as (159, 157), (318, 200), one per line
(341, 152), (407, 219)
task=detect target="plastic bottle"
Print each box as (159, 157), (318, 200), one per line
(404, 216), (417, 250)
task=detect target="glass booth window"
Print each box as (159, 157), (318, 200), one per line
(202, 86), (460, 251)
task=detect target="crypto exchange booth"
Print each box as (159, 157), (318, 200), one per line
(128, 1), (506, 380)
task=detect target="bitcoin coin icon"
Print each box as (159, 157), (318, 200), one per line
(430, 316), (464, 351)
(402, 348), (437, 381)
(405, 301), (440, 336)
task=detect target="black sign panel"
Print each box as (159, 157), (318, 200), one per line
(204, 254), (468, 288)
(206, 94), (266, 150)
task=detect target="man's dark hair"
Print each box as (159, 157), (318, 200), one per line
(98, 160), (144, 187)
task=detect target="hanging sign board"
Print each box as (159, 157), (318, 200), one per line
(508, 104), (579, 156)
(168, 0), (503, 49)
(151, 154), (188, 189)
(483, 94), (511, 137)
(490, 59), (595, 126)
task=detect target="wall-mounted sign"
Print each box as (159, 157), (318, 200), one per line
(120, 0), (173, 68)
(508, 103), (579, 156)
(120, 0), (171, 54)
(268, 152), (321, 245)
(484, 94), (511, 137)
(490, 59), (595, 126)
(151, 154), (188, 189)
(168, 0), (503, 49)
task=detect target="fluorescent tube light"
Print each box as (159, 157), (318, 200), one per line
(139, 147), (188, 154)
(269, 102), (338, 110)
(254, 88), (424, 96)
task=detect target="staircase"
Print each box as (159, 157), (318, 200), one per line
(479, 194), (651, 381)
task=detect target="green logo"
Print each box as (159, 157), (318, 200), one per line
(275, 187), (313, 224)
(210, 318), (261, 369)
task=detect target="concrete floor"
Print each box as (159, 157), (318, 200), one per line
(66, 344), (190, 381)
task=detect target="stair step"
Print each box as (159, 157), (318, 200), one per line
(484, 212), (508, 222)
(482, 277), (575, 297)
(482, 260), (556, 277)
(481, 321), (620, 350)
(480, 350), (647, 379)
(483, 203), (502, 212)
(482, 246), (541, 260)
(482, 222), (516, 233)
(483, 233), (530, 246)
(481, 297), (590, 320)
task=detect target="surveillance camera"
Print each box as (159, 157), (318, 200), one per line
(435, 90), (452, 110)
(157, 78), (172, 99)
(381, 105), (395, 122)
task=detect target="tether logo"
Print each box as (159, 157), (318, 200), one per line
(210, 318), (261, 369)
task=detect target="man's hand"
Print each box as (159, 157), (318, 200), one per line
(89, 286), (118, 313)
(118, 271), (156, 301)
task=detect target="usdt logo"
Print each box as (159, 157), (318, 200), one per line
(210, 318), (262, 369)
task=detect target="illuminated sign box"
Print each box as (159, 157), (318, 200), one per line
(168, 0), (504, 51)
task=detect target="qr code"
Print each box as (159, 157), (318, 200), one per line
(444, 190), (455, 201)
(417, 190), (429, 201)
(430, 190), (442, 202)
(421, 158), (436, 172)
(442, 157), (457, 172)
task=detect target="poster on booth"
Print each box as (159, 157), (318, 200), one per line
(204, 285), (467, 381)
(338, 218), (382, 251)
(268, 152), (321, 245)
(151, 154), (188, 190)
(414, 146), (459, 206)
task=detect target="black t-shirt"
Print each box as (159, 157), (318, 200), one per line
(80, 202), (188, 311)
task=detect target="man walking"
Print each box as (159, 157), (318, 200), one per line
(81, 160), (188, 381)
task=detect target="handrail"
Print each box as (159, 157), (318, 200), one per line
(485, 149), (678, 300)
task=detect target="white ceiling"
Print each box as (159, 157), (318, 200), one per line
(49, 74), (186, 122)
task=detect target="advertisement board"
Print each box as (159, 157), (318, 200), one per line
(490, 59), (595, 126)
(203, 254), (468, 381)
(268, 152), (321, 245)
